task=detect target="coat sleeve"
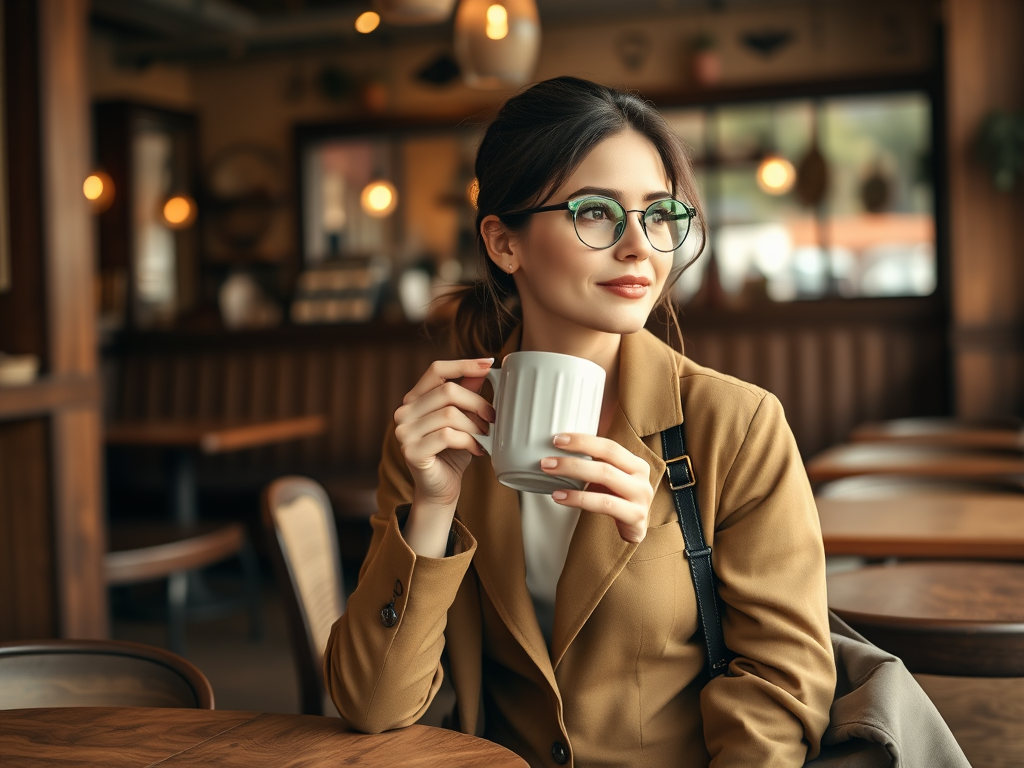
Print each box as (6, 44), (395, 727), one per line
(324, 424), (477, 733)
(700, 392), (836, 766)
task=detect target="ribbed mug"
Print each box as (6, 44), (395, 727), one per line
(473, 351), (605, 494)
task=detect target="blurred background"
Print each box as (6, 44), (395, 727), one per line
(0, 0), (1022, 759)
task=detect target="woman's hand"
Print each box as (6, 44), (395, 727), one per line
(541, 433), (655, 543)
(394, 358), (496, 513)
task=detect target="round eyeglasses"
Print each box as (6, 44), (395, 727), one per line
(502, 195), (696, 252)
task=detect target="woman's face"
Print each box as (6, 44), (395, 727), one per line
(503, 129), (676, 341)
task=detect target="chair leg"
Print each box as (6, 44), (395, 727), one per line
(167, 571), (188, 656)
(240, 539), (263, 642)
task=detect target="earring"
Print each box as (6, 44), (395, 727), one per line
(507, 262), (513, 273)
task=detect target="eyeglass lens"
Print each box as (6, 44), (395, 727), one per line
(571, 196), (691, 252)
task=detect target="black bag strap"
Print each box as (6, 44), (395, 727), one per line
(661, 421), (732, 678)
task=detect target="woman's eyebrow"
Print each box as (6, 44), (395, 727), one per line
(563, 186), (673, 202)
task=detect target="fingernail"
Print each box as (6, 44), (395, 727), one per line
(477, 358), (495, 368)
(540, 458), (557, 469)
(552, 491), (568, 501)
(553, 434), (570, 446)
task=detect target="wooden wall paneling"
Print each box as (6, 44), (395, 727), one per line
(0, 419), (56, 639)
(329, 349), (352, 467)
(826, 329), (857, 446)
(945, 0), (1024, 418)
(858, 329), (886, 423)
(37, 0), (105, 638)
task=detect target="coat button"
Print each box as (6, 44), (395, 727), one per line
(380, 605), (398, 627)
(551, 741), (568, 765)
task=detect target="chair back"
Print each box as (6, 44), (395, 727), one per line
(262, 476), (347, 716)
(0, 639), (214, 709)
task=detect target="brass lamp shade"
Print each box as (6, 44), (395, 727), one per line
(454, 0), (540, 89)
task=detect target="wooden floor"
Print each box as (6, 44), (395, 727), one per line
(916, 675), (1024, 768)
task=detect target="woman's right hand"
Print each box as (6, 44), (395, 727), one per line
(394, 358), (496, 514)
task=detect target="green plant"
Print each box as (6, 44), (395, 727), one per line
(975, 110), (1024, 191)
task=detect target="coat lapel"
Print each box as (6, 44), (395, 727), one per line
(550, 329), (683, 668)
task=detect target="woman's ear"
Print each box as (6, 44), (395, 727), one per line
(480, 215), (519, 274)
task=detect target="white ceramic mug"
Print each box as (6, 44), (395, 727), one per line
(473, 351), (605, 494)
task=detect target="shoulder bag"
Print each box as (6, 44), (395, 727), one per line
(660, 419), (971, 767)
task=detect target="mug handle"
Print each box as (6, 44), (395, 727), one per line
(472, 367), (502, 455)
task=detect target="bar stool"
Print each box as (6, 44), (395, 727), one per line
(106, 521), (262, 656)
(827, 561), (1024, 677)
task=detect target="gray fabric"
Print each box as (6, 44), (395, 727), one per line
(806, 612), (971, 768)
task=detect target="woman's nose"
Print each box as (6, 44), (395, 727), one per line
(613, 212), (652, 261)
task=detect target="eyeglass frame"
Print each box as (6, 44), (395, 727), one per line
(499, 195), (697, 253)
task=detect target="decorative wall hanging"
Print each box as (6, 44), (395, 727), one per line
(975, 110), (1024, 191)
(689, 32), (720, 87)
(416, 53), (462, 86)
(741, 29), (793, 58)
(454, 0), (541, 89)
(616, 30), (652, 73)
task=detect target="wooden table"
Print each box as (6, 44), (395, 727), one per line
(0, 707), (529, 767)
(805, 443), (1024, 485)
(817, 491), (1024, 559)
(106, 416), (327, 525)
(827, 562), (1024, 676)
(850, 417), (1024, 451)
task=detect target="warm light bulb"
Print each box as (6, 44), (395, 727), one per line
(83, 175), (104, 200)
(83, 171), (116, 213)
(756, 156), (796, 195)
(467, 177), (480, 209)
(355, 11), (380, 33)
(360, 180), (398, 217)
(162, 194), (197, 229)
(485, 4), (508, 40)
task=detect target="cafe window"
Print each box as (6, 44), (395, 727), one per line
(664, 91), (936, 305)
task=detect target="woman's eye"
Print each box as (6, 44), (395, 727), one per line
(578, 203), (615, 222)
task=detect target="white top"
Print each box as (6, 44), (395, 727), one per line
(520, 491), (581, 648)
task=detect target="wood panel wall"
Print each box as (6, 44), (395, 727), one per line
(945, 0), (1024, 419)
(106, 298), (946, 496)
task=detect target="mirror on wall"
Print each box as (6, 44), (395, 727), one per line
(296, 122), (484, 324)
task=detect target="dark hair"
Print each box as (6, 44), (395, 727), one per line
(450, 76), (707, 358)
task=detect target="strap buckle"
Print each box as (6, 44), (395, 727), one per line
(666, 454), (695, 490)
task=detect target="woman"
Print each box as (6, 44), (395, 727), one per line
(325, 77), (835, 767)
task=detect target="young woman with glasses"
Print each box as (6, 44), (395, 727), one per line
(326, 76), (835, 766)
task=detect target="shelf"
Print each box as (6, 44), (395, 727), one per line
(0, 375), (100, 421)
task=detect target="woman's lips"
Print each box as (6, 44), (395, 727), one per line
(598, 276), (651, 299)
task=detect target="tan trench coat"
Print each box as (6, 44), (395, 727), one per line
(325, 328), (835, 767)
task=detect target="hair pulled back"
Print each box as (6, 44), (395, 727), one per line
(450, 76), (706, 358)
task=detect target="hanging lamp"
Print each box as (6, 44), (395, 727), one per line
(372, 0), (456, 25)
(454, 0), (540, 89)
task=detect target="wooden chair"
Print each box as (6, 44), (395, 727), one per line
(262, 477), (346, 716)
(827, 561), (1024, 677)
(849, 417), (1024, 451)
(105, 521), (263, 656)
(0, 639), (215, 709)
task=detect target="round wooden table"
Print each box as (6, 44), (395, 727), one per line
(0, 707), (529, 767)
(828, 562), (1024, 677)
(805, 443), (1024, 485)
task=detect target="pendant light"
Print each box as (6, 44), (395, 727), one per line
(372, 0), (456, 25)
(756, 155), (796, 195)
(454, 0), (540, 89)
(360, 179), (398, 218)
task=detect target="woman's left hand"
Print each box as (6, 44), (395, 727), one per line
(541, 433), (655, 543)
